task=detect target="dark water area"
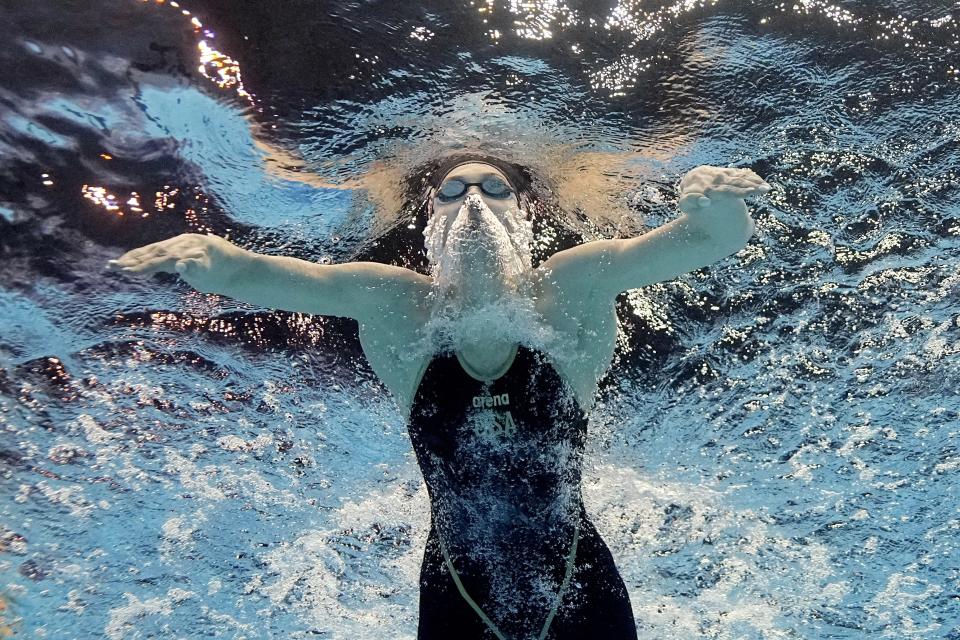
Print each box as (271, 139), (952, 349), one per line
(1, 0), (959, 638)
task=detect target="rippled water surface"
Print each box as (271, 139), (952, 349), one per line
(1, 1), (959, 638)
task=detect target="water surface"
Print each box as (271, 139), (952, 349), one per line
(1, 1), (958, 638)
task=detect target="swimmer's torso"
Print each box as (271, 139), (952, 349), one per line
(408, 346), (586, 538)
(356, 270), (619, 415)
(408, 345), (587, 633)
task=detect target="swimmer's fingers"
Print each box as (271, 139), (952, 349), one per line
(679, 187), (765, 214)
(108, 234), (248, 295)
(110, 241), (161, 265)
(714, 169), (770, 194)
(114, 253), (179, 274)
(705, 181), (771, 198)
(679, 165), (731, 190)
(110, 236), (185, 267)
(679, 165), (770, 194)
(125, 248), (208, 275)
(723, 167), (766, 183)
(683, 175), (770, 199)
(108, 234), (211, 271)
(109, 247), (154, 269)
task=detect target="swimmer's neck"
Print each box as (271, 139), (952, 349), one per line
(434, 268), (526, 313)
(433, 240), (526, 310)
(432, 266), (526, 376)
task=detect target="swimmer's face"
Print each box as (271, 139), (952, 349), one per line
(431, 162), (519, 227)
(423, 161), (533, 285)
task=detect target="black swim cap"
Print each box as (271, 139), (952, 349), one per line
(428, 154), (532, 196)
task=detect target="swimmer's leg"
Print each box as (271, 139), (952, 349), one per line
(548, 518), (638, 640)
(416, 528), (492, 640)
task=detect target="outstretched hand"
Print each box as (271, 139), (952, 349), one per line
(677, 165), (770, 217)
(107, 233), (247, 294)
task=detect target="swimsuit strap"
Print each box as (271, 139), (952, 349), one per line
(437, 520), (581, 640)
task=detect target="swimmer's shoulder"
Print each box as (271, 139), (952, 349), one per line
(331, 261), (433, 323)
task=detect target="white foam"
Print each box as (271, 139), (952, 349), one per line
(256, 462), (429, 639)
(583, 464), (847, 639)
(216, 433), (273, 452)
(424, 195), (533, 299)
(78, 414), (116, 444)
(410, 195), (574, 370)
(104, 589), (194, 640)
(415, 294), (572, 362)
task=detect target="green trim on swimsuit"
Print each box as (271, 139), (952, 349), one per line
(437, 521), (581, 640)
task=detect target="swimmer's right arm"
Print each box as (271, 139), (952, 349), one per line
(108, 233), (431, 322)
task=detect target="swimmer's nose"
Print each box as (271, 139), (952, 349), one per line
(464, 193), (485, 214)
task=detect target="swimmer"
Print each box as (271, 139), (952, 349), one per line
(110, 156), (770, 639)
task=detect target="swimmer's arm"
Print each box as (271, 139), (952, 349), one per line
(539, 166), (770, 300)
(109, 233), (431, 322)
(228, 253), (432, 321)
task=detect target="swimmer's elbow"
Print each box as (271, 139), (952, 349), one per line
(603, 215), (754, 295)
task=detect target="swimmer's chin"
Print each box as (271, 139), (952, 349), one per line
(429, 271), (527, 308)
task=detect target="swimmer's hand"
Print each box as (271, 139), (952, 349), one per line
(677, 165), (770, 222)
(107, 233), (249, 294)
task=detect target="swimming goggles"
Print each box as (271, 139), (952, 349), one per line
(436, 177), (513, 202)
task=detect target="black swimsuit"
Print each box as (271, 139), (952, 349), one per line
(408, 345), (637, 640)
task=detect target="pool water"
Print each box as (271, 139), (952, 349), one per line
(1, 1), (959, 638)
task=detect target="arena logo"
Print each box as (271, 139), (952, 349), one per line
(472, 393), (510, 408)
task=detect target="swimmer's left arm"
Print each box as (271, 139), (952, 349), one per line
(538, 166), (770, 302)
(108, 233), (431, 322)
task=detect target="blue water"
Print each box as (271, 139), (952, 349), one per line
(1, 0), (959, 638)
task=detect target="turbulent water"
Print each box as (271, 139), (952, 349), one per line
(1, 0), (959, 638)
